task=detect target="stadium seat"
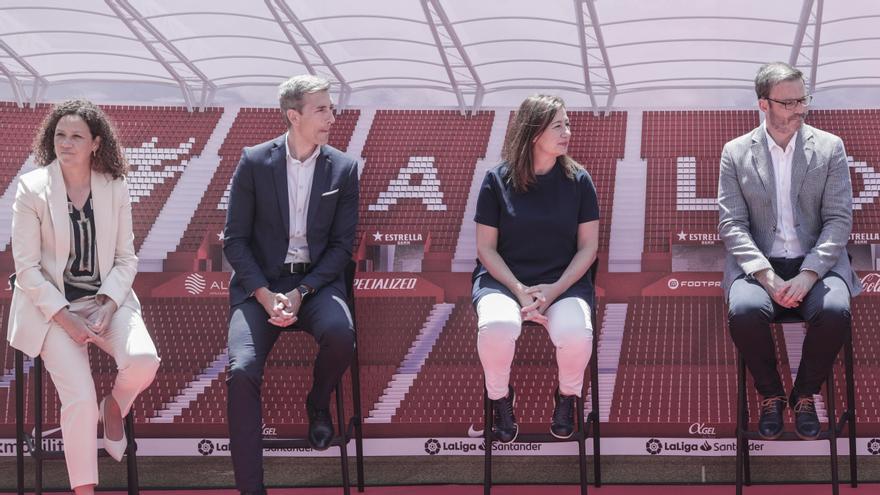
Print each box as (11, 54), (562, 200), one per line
(14, 351), (140, 495)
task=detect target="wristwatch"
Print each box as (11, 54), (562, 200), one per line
(296, 284), (314, 300)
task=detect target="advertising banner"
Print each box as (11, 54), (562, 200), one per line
(2, 437), (878, 457)
(366, 230), (427, 246)
(641, 273), (723, 296)
(670, 229), (721, 246)
(149, 272), (445, 301)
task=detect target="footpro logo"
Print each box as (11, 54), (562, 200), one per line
(667, 278), (680, 290)
(868, 438), (880, 455)
(645, 438), (663, 455)
(424, 438), (442, 455)
(197, 439), (214, 456)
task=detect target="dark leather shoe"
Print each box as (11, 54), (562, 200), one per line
(306, 395), (334, 451)
(491, 385), (518, 444)
(551, 388), (577, 439)
(757, 395), (786, 440)
(793, 395), (821, 440)
(240, 489), (267, 495)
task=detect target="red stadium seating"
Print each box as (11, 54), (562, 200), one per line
(804, 110), (880, 242)
(176, 296), (434, 426)
(641, 110), (760, 252)
(358, 110), (494, 256)
(101, 105), (224, 251)
(0, 103), (50, 193)
(516, 110), (627, 253)
(825, 296), (880, 434)
(2, 100), (880, 442)
(611, 296), (791, 435)
(395, 297), (605, 430)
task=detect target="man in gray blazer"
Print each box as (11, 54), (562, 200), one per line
(718, 62), (861, 441)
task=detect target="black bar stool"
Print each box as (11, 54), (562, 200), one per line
(14, 349), (140, 495)
(735, 311), (857, 495)
(483, 260), (601, 495)
(262, 260), (365, 494)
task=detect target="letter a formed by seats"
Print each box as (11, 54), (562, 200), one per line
(368, 156), (448, 211)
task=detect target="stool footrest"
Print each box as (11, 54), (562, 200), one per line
(262, 434), (351, 450)
(835, 411), (855, 434)
(501, 431), (590, 444)
(740, 430), (835, 441)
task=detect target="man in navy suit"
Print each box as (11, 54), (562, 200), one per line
(223, 74), (359, 495)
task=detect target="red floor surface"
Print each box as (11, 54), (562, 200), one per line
(2, 485), (871, 494)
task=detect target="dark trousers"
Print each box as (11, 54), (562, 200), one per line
(727, 257), (851, 402)
(226, 273), (355, 493)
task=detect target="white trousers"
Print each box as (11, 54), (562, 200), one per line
(40, 296), (160, 489)
(476, 294), (593, 400)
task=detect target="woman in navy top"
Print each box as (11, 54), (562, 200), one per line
(473, 95), (599, 443)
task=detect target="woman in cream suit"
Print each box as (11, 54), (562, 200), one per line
(8, 99), (160, 494)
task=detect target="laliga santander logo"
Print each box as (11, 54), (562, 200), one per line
(197, 439), (214, 456)
(184, 273), (207, 295)
(860, 273), (880, 293)
(667, 278), (680, 290)
(424, 439), (442, 455)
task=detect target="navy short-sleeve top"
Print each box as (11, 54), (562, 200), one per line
(472, 160), (599, 305)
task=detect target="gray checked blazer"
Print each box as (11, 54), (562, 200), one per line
(717, 123), (862, 299)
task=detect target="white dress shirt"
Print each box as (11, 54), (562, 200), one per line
(284, 133), (318, 263)
(764, 123), (805, 258)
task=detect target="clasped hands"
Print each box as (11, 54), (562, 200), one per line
(54, 295), (118, 345)
(256, 287), (303, 327)
(754, 268), (818, 309)
(516, 282), (562, 326)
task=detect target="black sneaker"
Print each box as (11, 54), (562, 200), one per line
(551, 388), (577, 439)
(793, 395), (821, 440)
(757, 395), (786, 440)
(491, 385), (518, 444)
(306, 393), (335, 451)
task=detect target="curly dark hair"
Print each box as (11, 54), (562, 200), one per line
(32, 99), (128, 179)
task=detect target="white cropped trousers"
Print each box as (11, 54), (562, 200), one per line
(40, 296), (160, 489)
(476, 294), (593, 400)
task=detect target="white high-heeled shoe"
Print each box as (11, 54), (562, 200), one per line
(99, 396), (127, 462)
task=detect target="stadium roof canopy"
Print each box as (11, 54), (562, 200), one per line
(2, 0), (880, 112)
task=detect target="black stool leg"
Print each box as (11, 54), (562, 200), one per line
(576, 395), (587, 495)
(827, 371), (839, 495)
(345, 263), (365, 493)
(844, 337), (857, 487)
(335, 383), (351, 495)
(736, 353), (747, 495)
(483, 389), (492, 495)
(34, 356), (43, 495)
(350, 347), (365, 492)
(589, 334), (601, 487)
(15, 350), (25, 495)
(125, 412), (139, 495)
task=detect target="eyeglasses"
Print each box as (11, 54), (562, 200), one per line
(764, 94), (813, 110)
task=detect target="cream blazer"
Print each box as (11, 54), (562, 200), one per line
(7, 160), (140, 357)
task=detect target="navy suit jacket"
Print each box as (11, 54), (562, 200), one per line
(223, 135), (359, 307)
